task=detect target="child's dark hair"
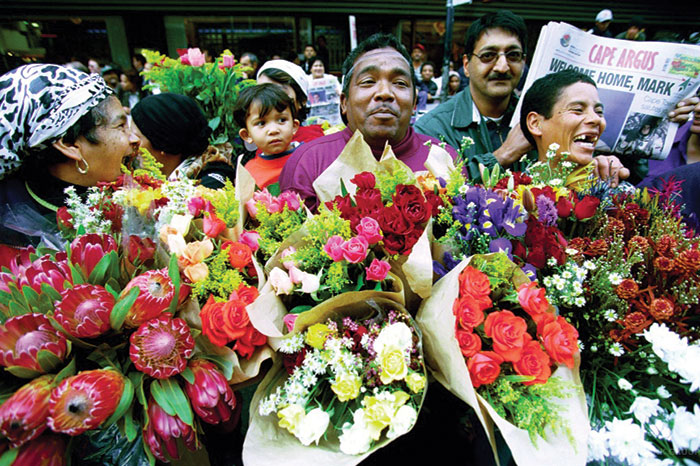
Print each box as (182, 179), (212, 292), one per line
(233, 83), (297, 129)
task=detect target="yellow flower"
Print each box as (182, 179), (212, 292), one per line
(362, 397), (393, 440)
(378, 346), (408, 385)
(305, 324), (333, 350)
(331, 373), (361, 402)
(278, 404), (305, 435)
(406, 372), (426, 394)
(125, 188), (162, 215)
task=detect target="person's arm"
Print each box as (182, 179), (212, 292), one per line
(491, 125), (533, 167)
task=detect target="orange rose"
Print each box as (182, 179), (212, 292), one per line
(513, 340), (551, 385)
(220, 299), (250, 341)
(231, 284), (259, 306)
(484, 310), (531, 362)
(459, 266), (492, 309)
(223, 241), (252, 270)
(455, 329), (482, 358)
(233, 326), (267, 359)
(467, 351), (504, 388)
(517, 282), (551, 325)
(453, 296), (485, 330)
(539, 316), (579, 369)
(200, 296), (232, 347)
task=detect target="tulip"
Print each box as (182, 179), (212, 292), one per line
(0, 313), (67, 376)
(13, 434), (66, 466)
(130, 314), (194, 379)
(70, 234), (118, 279)
(143, 396), (197, 462)
(184, 359), (238, 425)
(121, 269), (175, 328)
(0, 375), (52, 447)
(54, 284), (114, 339)
(126, 235), (156, 265)
(48, 369), (125, 435)
(202, 212), (226, 238)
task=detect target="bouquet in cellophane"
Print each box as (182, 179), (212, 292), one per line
(243, 298), (427, 465)
(417, 253), (589, 466)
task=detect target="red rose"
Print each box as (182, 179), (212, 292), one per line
(531, 186), (556, 203)
(458, 266), (492, 303)
(402, 227), (423, 254)
(467, 351), (504, 388)
(377, 205), (413, 236)
(233, 325), (266, 359)
(527, 245), (546, 269)
(223, 241), (252, 270)
(455, 329), (482, 358)
(556, 196), (573, 218)
(326, 195), (356, 219)
(513, 340), (552, 385)
(538, 316), (579, 369)
(230, 283), (259, 306)
(574, 195), (600, 220)
(351, 172), (376, 189)
(200, 296), (232, 347)
(423, 191), (444, 217)
(220, 299), (251, 341)
(484, 310), (531, 362)
(453, 296), (485, 330)
(517, 282), (551, 325)
(393, 185), (430, 225)
(382, 233), (406, 256)
(355, 188), (383, 215)
(127, 235), (156, 264)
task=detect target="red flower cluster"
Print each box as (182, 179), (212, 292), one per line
(325, 172), (440, 255)
(200, 283), (266, 358)
(511, 217), (568, 269)
(453, 266), (579, 388)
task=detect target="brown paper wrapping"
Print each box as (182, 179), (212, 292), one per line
(242, 298), (426, 466)
(416, 253), (589, 466)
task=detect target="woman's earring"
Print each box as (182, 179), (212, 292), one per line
(76, 157), (90, 175)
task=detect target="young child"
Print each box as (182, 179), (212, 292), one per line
(234, 83), (300, 188)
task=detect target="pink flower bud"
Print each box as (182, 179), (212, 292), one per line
(283, 314), (298, 333)
(240, 230), (260, 252)
(281, 247), (297, 269)
(366, 258), (391, 282)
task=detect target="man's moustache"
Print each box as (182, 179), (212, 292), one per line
(369, 106), (399, 116)
(487, 73), (513, 80)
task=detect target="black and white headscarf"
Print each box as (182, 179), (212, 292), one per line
(0, 63), (113, 180)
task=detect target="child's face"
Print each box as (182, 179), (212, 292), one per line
(240, 102), (299, 155)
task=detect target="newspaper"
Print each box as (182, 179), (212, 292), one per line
(307, 75), (343, 126)
(511, 22), (700, 160)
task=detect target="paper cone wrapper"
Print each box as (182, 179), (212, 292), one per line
(416, 253), (589, 466)
(243, 298), (426, 466)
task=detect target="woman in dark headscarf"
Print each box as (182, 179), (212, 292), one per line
(0, 63), (140, 246)
(130, 92), (236, 188)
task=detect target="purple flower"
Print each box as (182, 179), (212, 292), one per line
(489, 238), (513, 260)
(536, 195), (558, 227)
(502, 198), (527, 237)
(521, 264), (537, 281)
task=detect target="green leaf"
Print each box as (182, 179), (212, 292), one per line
(180, 367), (195, 385)
(200, 355), (233, 380)
(8, 300), (29, 318)
(267, 182), (281, 196)
(110, 286), (139, 331)
(289, 304), (313, 314)
(340, 177), (349, 197)
(129, 371), (146, 406)
(36, 348), (62, 372)
(6, 365), (41, 379)
(208, 116), (221, 131)
(55, 357), (77, 383)
(152, 378), (193, 426)
(0, 447), (18, 466)
(150, 379), (176, 416)
(124, 404), (138, 442)
(40, 281), (62, 302)
(68, 261), (86, 285)
(167, 254), (180, 315)
(353, 273), (366, 291)
(87, 250), (118, 284)
(104, 375), (134, 427)
(20, 285), (41, 310)
(104, 280), (120, 300)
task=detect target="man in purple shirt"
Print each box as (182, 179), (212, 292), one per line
(279, 33), (457, 210)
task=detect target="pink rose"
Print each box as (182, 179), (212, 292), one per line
(342, 236), (369, 264)
(366, 258), (391, 281)
(281, 246), (297, 269)
(245, 198), (259, 217)
(269, 268), (293, 295)
(219, 54), (235, 69)
(355, 217), (383, 244)
(324, 235), (345, 262)
(186, 48), (206, 66)
(278, 191), (301, 211)
(202, 213), (226, 238)
(239, 230), (260, 252)
(283, 314), (298, 333)
(288, 266), (320, 293)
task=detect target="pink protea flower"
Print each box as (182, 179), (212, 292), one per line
(184, 359), (238, 425)
(48, 369), (125, 435)
(8, 252), (72, 295)
(121, 268), (175, 328)
(70, 233), (118, 278)
(0, 375), (52, 447)
(143, 396), (198, 462)
(54, 284), (115, 339)
(13, 434), (66, 466)
(129, 314), (194, 379)
(0, 313), (68, 376)
(0, 245), (35, 288)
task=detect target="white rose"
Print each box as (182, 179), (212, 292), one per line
(374, 322), (412, 355)
(170, 213), (192, 236)
(671, 405), (700, 454)
(339, 422), (373, 455)
(295, 408), (330, 446)
(387, 405), (417, 439)
(269, 267), (294, 295)
(628, 396), (661, 424)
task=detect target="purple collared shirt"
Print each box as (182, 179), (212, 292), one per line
(643, 121), (691, 185)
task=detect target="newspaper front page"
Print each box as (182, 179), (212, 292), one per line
(511, 22), (700, 160)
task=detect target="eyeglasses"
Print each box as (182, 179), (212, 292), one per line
(471, 50), (525, 64)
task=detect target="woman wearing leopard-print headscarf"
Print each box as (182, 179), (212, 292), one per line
(0, 63), (140, 247)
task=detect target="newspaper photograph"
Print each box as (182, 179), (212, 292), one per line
(308, 75), (343, 126)
(511, 22), (700, 160)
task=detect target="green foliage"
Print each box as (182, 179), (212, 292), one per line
(141, 49), (255, 152)
(255, 203), (307, 260)
(374, 162), (415, 202)
(205, 179), (239, 227)
(192, 245), (244, 301)
(129, 148), (166, 181)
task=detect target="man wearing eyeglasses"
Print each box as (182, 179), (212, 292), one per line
(415, 10), (535, 181)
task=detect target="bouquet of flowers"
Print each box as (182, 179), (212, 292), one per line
(243, 298), (427, 465)
(0, 234), (238, 464)
(142, 47), (254, 149)
(416, 253), (589, 466)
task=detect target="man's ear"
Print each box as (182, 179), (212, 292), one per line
(239, 127), (252, 143)
(340, 92), (347, 116)
(526, 112), (544, 138)
(52, 138), (83, 162)
(462, 54), (470, 78)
